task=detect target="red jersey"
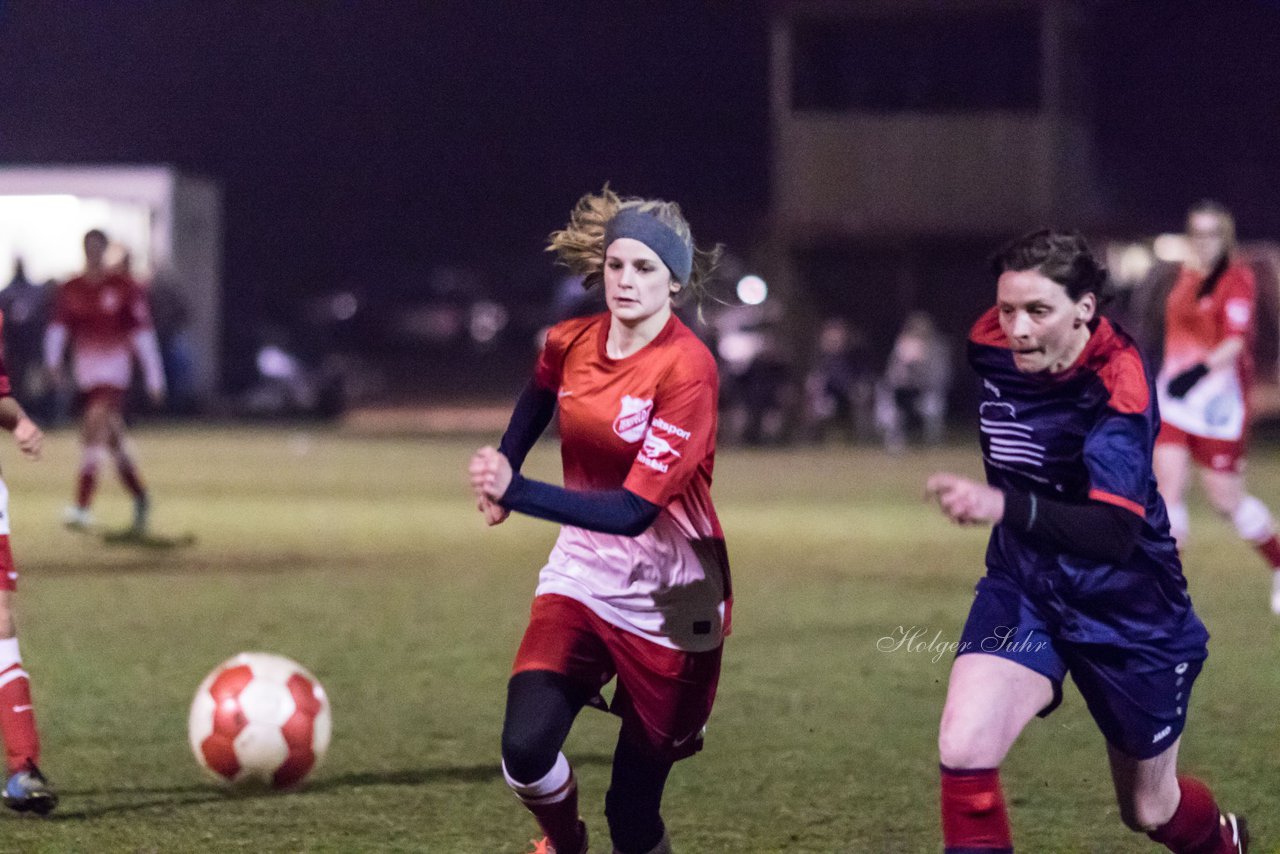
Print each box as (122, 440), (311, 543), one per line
(1158, 261), (1254, 440)
(44, 273), (164, 394)
(531, 311), (730, 652)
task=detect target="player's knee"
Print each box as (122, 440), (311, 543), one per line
(499, 723), (559, 785)
(1117, 791), (1176, 833)
(81, 445), (108, 473)
(937, 720), (996, 770)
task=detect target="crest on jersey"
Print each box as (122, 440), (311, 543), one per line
(613, 395), (653, 442)
(979, 401), (1045, 468)
(100, 289), (121, 313)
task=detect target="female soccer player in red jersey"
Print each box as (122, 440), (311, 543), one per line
(0, 324), (57, 813)
(44, 229), (165, 535)
(1152, 201), (1280, 613)
(926, 231), (1245, 853)
(470, 188), (729, 854)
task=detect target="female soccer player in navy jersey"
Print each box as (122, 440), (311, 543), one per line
(926, 231), (1246, 853)
(469, 188), (729, 854)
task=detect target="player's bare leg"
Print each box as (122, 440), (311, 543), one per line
(105, 411), (150, 533)
(0, 591), (55, 815)
(1154, 444), (1192, 547)
(1200, 467), (1280, 614)
(1111, 739), (1247, 852)
(937, 653), (1053, 852)
(65, 399), (112, 529)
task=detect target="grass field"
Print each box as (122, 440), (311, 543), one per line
(0, 427), (1275, 852)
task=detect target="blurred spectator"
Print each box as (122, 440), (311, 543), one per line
(713, 302), (795, 445)
(0, 260), (51, 410)
(241, 326), (345, 419)
(803, 318), (873, 443)
(148, 269), (199, 414)
(876, 311), (952, 452)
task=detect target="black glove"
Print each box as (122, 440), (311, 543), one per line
(1167, 363), (1209, 398)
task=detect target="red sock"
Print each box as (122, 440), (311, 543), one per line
(940, 765), (1013, 853)
(116, 456), (147, 500)
(76, 467), (98, 509)
(1148, 777), (1235, 854)
(1255, 534), (1280, 569)
(524, 772), (582, 852)
(0, 663), (39, 773)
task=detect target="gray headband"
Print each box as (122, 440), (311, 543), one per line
(603, 208), (693, 284)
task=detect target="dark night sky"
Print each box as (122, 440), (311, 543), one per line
(2, 1), (1279, 338)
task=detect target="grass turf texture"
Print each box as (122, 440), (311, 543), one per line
(0, 428), (1274, 852)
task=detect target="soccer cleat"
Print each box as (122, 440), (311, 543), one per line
(3, 763), (57, 815)
(529, 820), (588, 854)
(1223, 813), (1248, 853)
(131, 493), (151, 535)
(62, 505), (93, 531)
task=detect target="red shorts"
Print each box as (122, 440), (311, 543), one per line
(1156, 421), (1246, 473)
(512, 594), (722, 761)
(0, 538), (14, 592)
(78, 386), (126, 412)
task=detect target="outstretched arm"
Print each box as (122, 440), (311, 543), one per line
(926, 472), (1141, 563)
(471, 446), (660, 536)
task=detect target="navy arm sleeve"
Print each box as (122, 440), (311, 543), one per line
(499, 472), (660, 536)
(1003, 490), (1143, 564)
(497, 380), (558, 472)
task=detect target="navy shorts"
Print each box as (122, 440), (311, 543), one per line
(959, 575), (1207, 759)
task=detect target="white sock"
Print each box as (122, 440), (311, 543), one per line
(503, 752), (573, 805)
(1232, 496), (1274, 543)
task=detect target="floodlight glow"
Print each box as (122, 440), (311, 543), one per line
(1152, 234), (1188, 263)
(736, 275), (768, 305)
(1116, 244), (1153, 283)
(0, 194), (152, 283)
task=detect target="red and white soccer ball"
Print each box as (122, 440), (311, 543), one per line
(188, 652), (332, 789)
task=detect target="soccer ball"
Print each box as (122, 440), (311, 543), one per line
(188, 652), (332, 789)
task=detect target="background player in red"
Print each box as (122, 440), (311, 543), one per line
(469, 188), (728, 854)
(1152, 201), (1280, 613)
(43, 229), (166, 535)
(927, 231), (1245, 853)
(0, 315), (58, 814)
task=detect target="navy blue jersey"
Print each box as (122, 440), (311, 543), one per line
(968, 308), (1207, 658)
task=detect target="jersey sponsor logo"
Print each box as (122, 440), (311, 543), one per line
(639, 427), (683, 473)
(652, 416), (691, 440)
(100, 289), (121, 313)
(613, 395), (653, 442)
(1151, 725), (1172, 744)
(979, 401), (1046, 468)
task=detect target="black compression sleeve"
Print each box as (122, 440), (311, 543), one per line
(497, 380), (558, 472)
(1003, 490), (1143, 564)
(499, 473), (661, 536)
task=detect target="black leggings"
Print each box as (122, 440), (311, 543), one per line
(501, 670), (673, 854)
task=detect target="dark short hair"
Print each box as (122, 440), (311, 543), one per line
(989, 229), (1109, 302)
(84, 228), (108, 243)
